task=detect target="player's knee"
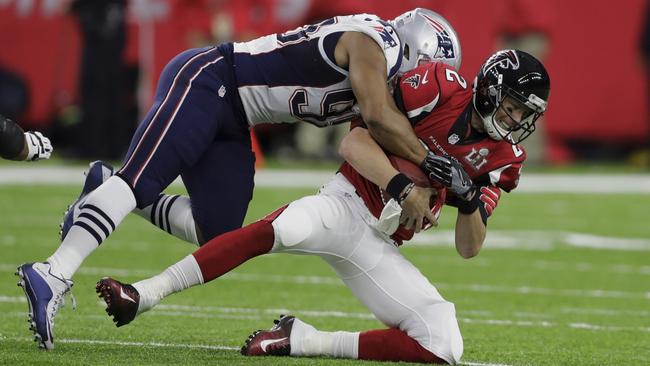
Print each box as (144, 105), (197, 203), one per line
(407, 302), (464, 364)
(271, 198), (316, 250)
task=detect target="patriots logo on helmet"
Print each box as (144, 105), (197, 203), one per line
(402, 74), (421, 88)
(421, 14), (456, 59)
(483, 50), (520, 75)
(434, 32), (455, 59)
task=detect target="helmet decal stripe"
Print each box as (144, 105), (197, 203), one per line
(420, 14), (445, 32)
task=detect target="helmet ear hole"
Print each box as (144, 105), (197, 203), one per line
(403, 44), (410, 60)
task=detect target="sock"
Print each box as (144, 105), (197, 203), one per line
(48, 176), (136, 278)
(133, 194), (199, 245)
(358, 328), (446, 364)
(192, 220), (274, 282)
(133, 254), (203, 313)
(131, 220), (273, 313)
(289, 318), (359, 358)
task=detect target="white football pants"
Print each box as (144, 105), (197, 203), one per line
(270, 173), (463, 364)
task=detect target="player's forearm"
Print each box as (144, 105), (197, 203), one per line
(339, 128), (399, 189)
(0, 116), (26, 160)
(454, 210), (485, 258)
(364, 104), (428, 165)
(16, 142), (29, 161)
(345, 33), (428, 165)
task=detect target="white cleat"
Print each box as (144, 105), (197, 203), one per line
(16, 262), (75, 350)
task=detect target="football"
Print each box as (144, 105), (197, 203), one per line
(388, 155), (430, 188)
(383, 155), (446, 220)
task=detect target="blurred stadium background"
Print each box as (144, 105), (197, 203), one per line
(1, 0), (649, 164)
(0, 1), (649, 365)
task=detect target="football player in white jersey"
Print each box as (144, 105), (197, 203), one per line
(0, 115), (52, 161)
(94, 50), (550, 364)
(16, 8), (462, 350)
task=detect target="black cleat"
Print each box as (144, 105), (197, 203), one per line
(241, 315), (294, 356)
(96, 277), (140, 327)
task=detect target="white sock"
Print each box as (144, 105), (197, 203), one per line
(48, 176), (136, 279)
(289, 318), (359, 359)
(133, 254), (204, 314)
(133, 194), (199, 245)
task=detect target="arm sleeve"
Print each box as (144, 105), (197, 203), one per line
(0, 116), (26, 159)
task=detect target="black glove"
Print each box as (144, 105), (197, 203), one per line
(420, 152), (475, 200)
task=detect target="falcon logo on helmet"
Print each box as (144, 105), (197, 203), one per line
(482, 50), (520, 75)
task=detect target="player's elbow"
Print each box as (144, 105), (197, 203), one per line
(338, 128), (369, 161)
(455, 240), (483, 259)
(338, 134), (354, 161)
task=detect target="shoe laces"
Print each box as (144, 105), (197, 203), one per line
(49, 276), (76, 326)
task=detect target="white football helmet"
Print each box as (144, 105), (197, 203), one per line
(390, 8), (461, 74)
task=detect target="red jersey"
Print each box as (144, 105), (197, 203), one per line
(339, 62), (526, 243)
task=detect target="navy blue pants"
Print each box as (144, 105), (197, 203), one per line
(117, 46), (255, 240)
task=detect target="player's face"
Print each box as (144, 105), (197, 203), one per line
(494, 96), (531, 133)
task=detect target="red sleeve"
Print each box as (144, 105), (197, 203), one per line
(491, 162), (523, 192)
(487, 143), (526, 192)
(350, 117), (366, 130)
(396, 62), (468, 125)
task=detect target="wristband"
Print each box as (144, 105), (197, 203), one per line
(457, 188), (480, 214)
(398, 182), (416, 203)
(386, 173), (413, 203)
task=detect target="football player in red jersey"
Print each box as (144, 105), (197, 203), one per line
(96, 50), (550, 365)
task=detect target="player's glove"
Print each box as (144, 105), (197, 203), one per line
(420, 152), (475, 201)
(24, 131), (53, 161)
(479, 185), (501, 216)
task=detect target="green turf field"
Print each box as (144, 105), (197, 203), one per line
(0, 183), (648, 365)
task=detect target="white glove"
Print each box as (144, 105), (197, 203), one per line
(24, 131), (53, 161)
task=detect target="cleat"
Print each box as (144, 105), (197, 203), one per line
(60, 160), (114, 240)
(241, 315), (295, 356)
(16, 262), (74, 350)
(96, 277), (140, 327)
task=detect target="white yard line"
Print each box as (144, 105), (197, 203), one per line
(0, 336), (511, 366)
(410, 230), (650, 251)
(3, 295), (649, 334)
(3, 336), (238, 350)
(1, 264), (648, 299)
(0, 166), (649, 193)
(560, 307), (650, 317)
(2, 229), (649, 252)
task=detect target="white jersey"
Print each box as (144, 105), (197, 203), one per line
(231, 14), (403, 127)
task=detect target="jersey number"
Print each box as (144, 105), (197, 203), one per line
(277, 17), (336, 45)
(289, 89), (356, 126)
(445, 69), (467, 89)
